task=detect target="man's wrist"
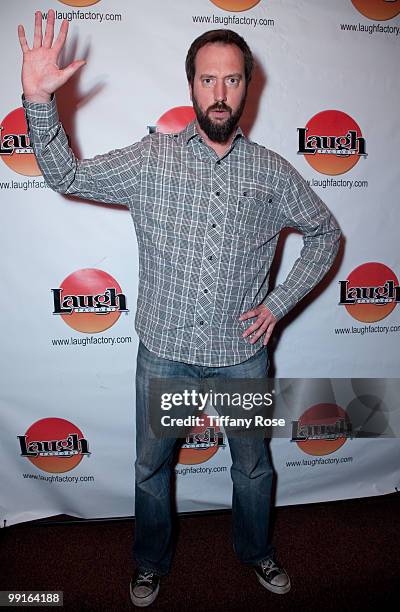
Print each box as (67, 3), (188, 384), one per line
(262, 295), (284, 322)
(23, 93), (52, 104)
(22, 93), (59, 132)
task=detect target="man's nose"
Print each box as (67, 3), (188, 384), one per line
(214, 80), (227, 102)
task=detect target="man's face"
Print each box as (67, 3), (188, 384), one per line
(190, 42), (247, 144)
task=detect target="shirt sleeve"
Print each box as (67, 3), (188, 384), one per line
(22, 95), (143, 207)
(263, 165), (342, 320)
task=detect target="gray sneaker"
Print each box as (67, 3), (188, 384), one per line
(254, 557), (291, 594)
(130, 568), (160, 607)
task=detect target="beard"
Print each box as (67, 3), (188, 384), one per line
(192, 93), (246, 144)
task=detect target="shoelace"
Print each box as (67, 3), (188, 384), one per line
(137, 570), (155, 585)
(260, 558), (278, 575)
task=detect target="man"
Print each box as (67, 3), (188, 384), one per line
(19, 11), (341, 607)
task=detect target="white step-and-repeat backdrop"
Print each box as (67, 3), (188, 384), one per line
(1, 0), (399, 526)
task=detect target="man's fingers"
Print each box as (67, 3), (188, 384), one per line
(239, 308), (258, 321)
(249, 319), (270, 344)
(247, 317), (276, 345)
(43, 9), (55, 48)
(263, 324), (274, 346)
(53, 19), (69, 53)
(239, 304), (268, 322)
(60, 60), (86, 84)
(242, 313), (268, 338)
(18, 24), (29, 53)
(33, 11), (43, 49)
(240, 304), (276, 344)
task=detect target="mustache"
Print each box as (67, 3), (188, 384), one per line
(206, 101), (232, 114)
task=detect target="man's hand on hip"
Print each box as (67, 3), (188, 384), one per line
(239, 304), (277, 346)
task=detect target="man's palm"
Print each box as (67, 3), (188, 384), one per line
(18, 9), (85, 103)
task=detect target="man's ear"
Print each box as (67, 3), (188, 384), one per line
(188, 83), (193, 102)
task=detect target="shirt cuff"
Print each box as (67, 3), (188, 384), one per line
(262, 289), (292, 322)
(22, 93), (59, 132)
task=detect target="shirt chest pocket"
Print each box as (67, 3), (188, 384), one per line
(138, 191), (194, 267)
(226, 182), (272, 238)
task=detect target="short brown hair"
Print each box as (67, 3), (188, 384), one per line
(185, 29), (254, 86)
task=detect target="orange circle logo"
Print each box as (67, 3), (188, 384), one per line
(58, 0), (101, 7)
(156, 107), (195, 134)
(292, 404), (351, 456)
(52, 268), (128, 333)
(340, 262), (399, 323)
(210, 0), (261, 11)
(351, 0), (400, 21)
(178, 415), (225, 465)
(298, 110), (366, 176)
(19, 418), (89, 473)
(0, 108), (41, 176)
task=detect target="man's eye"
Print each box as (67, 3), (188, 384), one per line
(227, 77), (239, 86)
(202, 78), (214, 86)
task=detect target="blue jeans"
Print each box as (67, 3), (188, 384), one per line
(133, 341), (274, 575)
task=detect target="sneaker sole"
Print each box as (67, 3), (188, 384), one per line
(130, 581), (160, 607)
(255, 571), (291, 594)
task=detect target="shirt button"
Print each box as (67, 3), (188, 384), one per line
(204, 289), (208, 293)
(212, 223), (217, 228)
(216, 160), (221, 165)
(215, 191), (220, 196)
(268, 197), (273, 203)
(199, 320), (204, 325)
(208, 255), (213, 261)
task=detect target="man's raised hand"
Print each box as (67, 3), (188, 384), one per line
(18, 9), (85, 103)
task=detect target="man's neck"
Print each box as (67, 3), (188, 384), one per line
(195, 121), (237, 158)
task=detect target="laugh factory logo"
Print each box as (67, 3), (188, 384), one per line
(339, 262), (399, 322)
(18, 417), (90, 473)
(178, 415), (225, 465)
(52, 268), (128, 333)
(57, 0), (101, 7)
(291, 404), (353, 456)
(298, 110), (367, 176)
(351, 0), (400, 21)
(209, 0), (262, 10)
(148, 107), (195, 135)
(0, 108), (41, 176)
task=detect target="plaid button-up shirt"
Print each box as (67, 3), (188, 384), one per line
(23, 97), (341, 366)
